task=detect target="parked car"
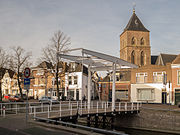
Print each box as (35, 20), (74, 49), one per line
(39, 96), (59, 104)
(9, 95), (22, 102)
(16, 94), (28, 100)
(4, 94), (11, 99)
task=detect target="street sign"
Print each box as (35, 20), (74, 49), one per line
(24, 67), (31, 78)
(24, 78), (30, 90)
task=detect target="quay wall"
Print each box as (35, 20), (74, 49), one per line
(115, 107), (180, 133)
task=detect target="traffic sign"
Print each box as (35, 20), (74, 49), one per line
(24, 78), (30, 90)
(24, 67), (31, 78)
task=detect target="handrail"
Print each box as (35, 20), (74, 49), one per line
(34, 116), (128, 135)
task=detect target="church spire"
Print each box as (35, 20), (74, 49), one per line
(133, 2), (136, 14)
(124, 9), (149, 32)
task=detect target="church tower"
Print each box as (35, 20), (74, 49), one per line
(120, 10), (151, 66)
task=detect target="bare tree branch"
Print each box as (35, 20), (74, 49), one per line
(40, 30), (71, 100)
(11, 46), (32, 99)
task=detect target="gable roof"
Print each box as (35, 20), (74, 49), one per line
(172, 54), (180, 64)
(0, 68), (15, 78)
(156, 53), (177, 66)
(124, 11), (149, 32)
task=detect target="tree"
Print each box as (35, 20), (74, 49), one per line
(0, 47), (9, 101)
(10, 46), (31, 99)
(41, 30), (70, 101)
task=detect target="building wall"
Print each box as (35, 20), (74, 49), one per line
(65, 72), (88, 100)
(171, 64), (180, 104)
(131, 64), (172, 84)
(131, 83), (172, 103)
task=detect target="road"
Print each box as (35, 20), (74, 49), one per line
(0, 114), (76, 135)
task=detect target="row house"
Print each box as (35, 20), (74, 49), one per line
(0, 68), (19, 96)
(64, 62), (98, 101)
(171, 54), (180, 105)
(31, 61), (67, 100)
(99, 69), (131, 102)
(131, 54), (180, 105)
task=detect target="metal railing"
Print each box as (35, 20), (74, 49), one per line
(34, 116), (128, 135)
(0, 101), (141, 118)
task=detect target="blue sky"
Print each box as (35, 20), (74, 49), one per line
(0, 0), (180, 63)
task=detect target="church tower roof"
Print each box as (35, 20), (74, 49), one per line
(124, 10), (149, 32)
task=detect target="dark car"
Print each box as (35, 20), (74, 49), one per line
(16, 94), (28, 100)
(9, 95), (22, 102)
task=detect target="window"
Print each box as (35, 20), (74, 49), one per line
(74, 76), (77, 84)
(39, 78), (45, 85)
(136, 73), (147, 83)
(36, 70), (44, 75)
(102, 84), (106, 88)
(131, 37), (135, 45)
(131, 51), (135, 64)
(137, 89), (154, 101)
(116, 90), (128, 100)
(140, 51), (144, 66)
(69, 76), (72, 85)
(140, 38), (145, 45)
(178, 71), (180, 84)
(153, 72), (165, 83)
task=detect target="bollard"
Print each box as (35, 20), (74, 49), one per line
(3, 106), (5, 118)
(105, 102), (106, 113)
(70, 103), (72, 116)
(102, 101), (103, 109)
(48, 105), (50, 118)
(107, 101), (109, 108)
(119, 102), (121, 111)
(34, 106), (36, 119)
(41, 103), (43, 112)
(131, 103), (134, 111)
(59, 102), (61, 117)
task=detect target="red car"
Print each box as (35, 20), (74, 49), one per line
(4, 94), (11, 99)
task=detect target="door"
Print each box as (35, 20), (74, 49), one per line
(76, 90), (79, 101)
(162, 92), (167, 104)
(175, 89), (180, 105)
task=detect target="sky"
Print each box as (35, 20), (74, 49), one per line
(0, 0), (180, 65)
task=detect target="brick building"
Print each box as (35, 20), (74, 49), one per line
(171, 54), (180, 104)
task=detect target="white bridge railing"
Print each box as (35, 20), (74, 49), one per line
(0, 101), (142, 118)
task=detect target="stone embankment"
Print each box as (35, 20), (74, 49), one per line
(115, 104), (180, 134)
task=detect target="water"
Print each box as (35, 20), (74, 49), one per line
(77, 120), (179, 135)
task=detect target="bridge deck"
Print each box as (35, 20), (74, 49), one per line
(29, 101), (141, 119)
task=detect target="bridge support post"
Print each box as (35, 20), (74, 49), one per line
(112, 62), (116, 111)
(95, 115), (98, 128)
(103, 115), (106, 129)
(87, 115), (90, 127)
(88, 65), (91, 110)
